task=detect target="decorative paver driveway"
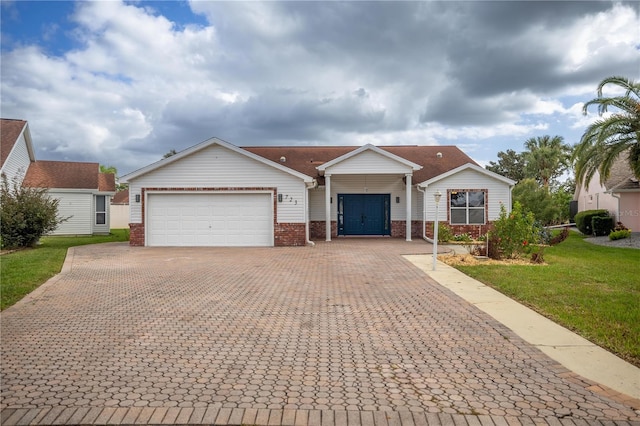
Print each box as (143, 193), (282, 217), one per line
(1, 239), (638, 425)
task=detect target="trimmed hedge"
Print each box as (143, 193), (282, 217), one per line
(575, 209), (609, 235)
(592, 216), (614, 236)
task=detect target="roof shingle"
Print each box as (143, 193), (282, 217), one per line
(243, 145), (476, 183)
(23, 160), (115, 191)
(1, 118), (28, 168)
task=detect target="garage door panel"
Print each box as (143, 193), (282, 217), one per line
(148, 193), (273, 247)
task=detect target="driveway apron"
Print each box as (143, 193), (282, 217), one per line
(1, 240), (638, 425)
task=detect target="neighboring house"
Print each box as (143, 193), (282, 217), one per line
(0, 118), (116, 235)
(120, 138), (515, 247)
(574, 155), (640, 231)
(110, 189), (130, 229)
(0, 118), (35, 188)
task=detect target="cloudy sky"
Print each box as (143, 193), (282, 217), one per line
(1, 1), (638, 176)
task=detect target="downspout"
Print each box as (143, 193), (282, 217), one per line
(305, 180), (317, 246)
(609, 190), (621, 223)
(417, 185), (435, 243)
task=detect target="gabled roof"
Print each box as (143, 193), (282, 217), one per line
(418, 163), (516, 187)
(23, 161), (116, 192)
(1, 118), (34, 168)
(315, 144), (422, 174)
(120, 137), (315, 183)
(603, 153), (639, 192)
(245, 145), (477, 183)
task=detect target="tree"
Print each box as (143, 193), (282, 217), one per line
(163, 149), (177, 159)
(573, 76), (640, 188)
(512, 178), (568, 225)
(486, 149), (526, 182)
(523, 135), (572, 190)
(0, 173), (69, 249)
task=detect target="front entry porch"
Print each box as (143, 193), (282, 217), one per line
(338, 194), (391, 236)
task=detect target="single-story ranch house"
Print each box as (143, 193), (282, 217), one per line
(574, 153), (640, 231)
(0, 118), (116, 235)
(120, 138), (515, 247)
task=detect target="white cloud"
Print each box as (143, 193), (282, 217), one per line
(1, 0), (638, 174)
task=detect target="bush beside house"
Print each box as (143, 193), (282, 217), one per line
(575, 209), (609, 235)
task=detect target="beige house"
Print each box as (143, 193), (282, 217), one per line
(574, 155), (640, 231)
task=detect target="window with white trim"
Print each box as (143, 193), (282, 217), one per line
(96, 195), (106, 225)
(450, 191), (485, 224)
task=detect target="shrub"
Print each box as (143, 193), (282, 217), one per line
(592, 216), (614, 237)
(609, 229), (632, 240)
(512, 178), (568, 225)
(490, 202), (539, 259)
(437, 223), (453, 243)
(575, 209), (608, 235)
(0, 173), (69, 249)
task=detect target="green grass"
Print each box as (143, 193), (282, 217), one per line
(0, 229), (129, 310)
(454, 231), (640, 366)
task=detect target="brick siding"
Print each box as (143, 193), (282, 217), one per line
(129, 223), (145, 246)
(274, 223), (307, 246)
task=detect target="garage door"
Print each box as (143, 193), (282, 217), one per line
(147, 193), (273, 247)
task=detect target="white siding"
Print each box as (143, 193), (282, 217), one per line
(128, 145), (306, 224)
(414, 188), (424, 220)
(1, 132), (31, 187)
(326, 150), (413, 175)
(310, 174), (419, 221)
(421, 169), (512, 221)
(92, 195), (111, 234)
(50, 191), (93, 235)
(309, 188), (326, 221)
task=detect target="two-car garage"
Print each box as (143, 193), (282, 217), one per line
(146, 192), (273, 247)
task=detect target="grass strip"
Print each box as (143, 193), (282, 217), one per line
(1, 229), (129, 310)
(454, 231), (640, 367)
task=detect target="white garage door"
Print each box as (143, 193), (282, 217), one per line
(147, 193), (273, 247)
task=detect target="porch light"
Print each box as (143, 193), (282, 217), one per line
(433, 190), (442, 271)
(396, 196), (400, 203)
(135, 194), (141, 203)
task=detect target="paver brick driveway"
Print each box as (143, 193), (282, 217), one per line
(1, 239), (638, 425)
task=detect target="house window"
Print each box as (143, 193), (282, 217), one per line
(96, 195), (106, 225)
(450, 191), (485, 224)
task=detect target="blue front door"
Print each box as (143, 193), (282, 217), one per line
(338, 194), (390, 236)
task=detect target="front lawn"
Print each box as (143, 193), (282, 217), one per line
(0, 229), (129, 310)
(453, 232), (640, 367)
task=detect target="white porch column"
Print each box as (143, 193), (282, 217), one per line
(325, 174), (332, 241)
(405, 173), (412, 241)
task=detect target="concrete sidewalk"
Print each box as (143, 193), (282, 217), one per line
(405, 254), (640, 406)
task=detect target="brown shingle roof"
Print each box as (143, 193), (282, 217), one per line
(23, 160), (115, 191)
(243, 145), (477, 183)
(99, 172), (116, 192)
(111, 188), (129, 204)
(604, 152), (639, 191)
(1, 118), (28, 168)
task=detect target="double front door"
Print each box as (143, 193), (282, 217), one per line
(337, 194), (390, 236)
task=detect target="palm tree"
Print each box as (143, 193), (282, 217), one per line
(523, 135), (572, 190)
(573, 76), (640, 188)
